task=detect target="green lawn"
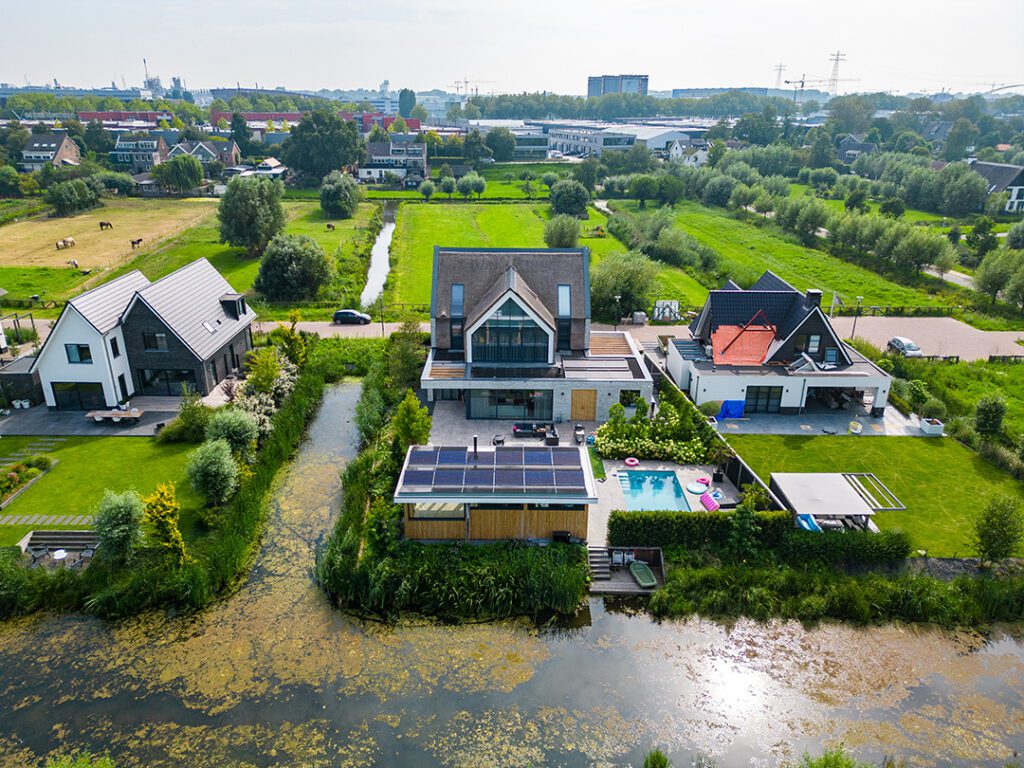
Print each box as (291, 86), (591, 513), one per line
(0, 198), (49, 226)
(0, 266), (87, 300)
(729, 434), (1024, 557)
(0, 435), (202, 547)
(657, 200), (951, 307)
(387, 202), (708, 307)
(789, 183), (946, 224)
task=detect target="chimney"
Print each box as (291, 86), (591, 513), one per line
(805, 289), (822, 309)
(472, 435), (478, 460)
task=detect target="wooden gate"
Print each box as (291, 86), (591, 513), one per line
(570, 389), (597, 421)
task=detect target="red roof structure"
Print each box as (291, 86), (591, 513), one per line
(711, 310), (777, 364)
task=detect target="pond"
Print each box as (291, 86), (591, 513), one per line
(0, 382), (1021, 767)
(359, 201), (397, 308)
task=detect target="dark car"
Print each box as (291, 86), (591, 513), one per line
(332, 309), (371, 325)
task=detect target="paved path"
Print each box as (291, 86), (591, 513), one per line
(293, 321), (427, 338)
(830, 316), (1024, 361)
(924, 266), (974, 290)
(0, 514), (93, 526)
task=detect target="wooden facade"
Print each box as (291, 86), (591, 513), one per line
(403, 504), (587, 542)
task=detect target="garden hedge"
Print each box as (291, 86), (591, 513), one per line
(607, 509), (792, 550)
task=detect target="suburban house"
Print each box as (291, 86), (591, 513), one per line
(110, 135), (168, 172)
(19, 133), (81, 172)
(253, 157), (288, 179)
(665, 271), (891, 416)
(420, 247), (654, 422)
(668, 140), (709, 167)
(168, 140), (241, 169)
(357, 139), (428, 185)
(394, 443), (597, 542)
(969, 159), (1024, 213)
(31, 259), (255, 410)
(837, 134), (878, 164)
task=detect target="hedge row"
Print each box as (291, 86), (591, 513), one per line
(608, 509), (792, 550)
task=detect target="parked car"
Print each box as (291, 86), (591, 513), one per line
(887, 336), (923, 357)
(332, 309), (371, 325)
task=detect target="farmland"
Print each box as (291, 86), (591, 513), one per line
(386, 201), (708, 307)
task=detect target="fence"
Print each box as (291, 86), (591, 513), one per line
(830, 304), (963, 318)
(920, 355), (960, 363)
(988, 355), (1024, 364)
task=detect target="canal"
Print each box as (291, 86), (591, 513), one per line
(0, 382), (1021, 767)
(359, 201), (397, 308)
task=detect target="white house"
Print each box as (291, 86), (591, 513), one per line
(665, 272), (891, 417)
(668, 140), (709, 167)
(969, 160), (1024, 213)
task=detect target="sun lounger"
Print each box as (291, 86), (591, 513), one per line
(611, 550), (625, 568)
(699, 491), (720, 511)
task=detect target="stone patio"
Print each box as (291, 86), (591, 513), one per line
(713, 402), (925, 437)
(427, 401), (600, 447)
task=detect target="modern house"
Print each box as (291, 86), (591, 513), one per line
(110, 135), (168, 172)
(253, 157), (288, 179)
(421, 247), (653, 422)
(168, 140), (241, 169)
(31, 259), (255, 409)
(546, 125), (634, 158)
(394, 444), (597, 541)
(969, 159), (1024, 213)
(837, 134), (878, 164)
(19, 133), (81, 172)
(665, 272), (891, 416)
(357, 140), (428, 184)
(587, 74), (649, 97)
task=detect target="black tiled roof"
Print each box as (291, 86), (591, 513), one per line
(749, 270), (797, 292)
(690, 270), (813, 341)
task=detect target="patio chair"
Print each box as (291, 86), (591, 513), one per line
(80, 547), (95, 561)
(611, 550), (625, 568)
(28, 546), (49, 564)
(623, 551), (636, 565)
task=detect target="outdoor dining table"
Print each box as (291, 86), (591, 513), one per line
(52, 549), (67, 564)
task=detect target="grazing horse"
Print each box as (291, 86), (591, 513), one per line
(67, 259), (79, 269)
(130, 238), (143, 249)
(56, 240), (64, 250)
(99, 221), (113, 230)
(56, 236), (75, 250)
(326, 223), (335, 231)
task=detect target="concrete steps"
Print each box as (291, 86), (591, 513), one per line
(588, 546), (610, 581)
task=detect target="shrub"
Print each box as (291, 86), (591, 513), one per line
(24, 455), (53, 471)
(46, 178), (100, 216)
(972, 495), (1024, 561)
(206, 408), (260, 460)
(543, 214), (580, 248)
(975, 395), (1006, 439)
(549, 179), (589, 216)
(698, 401), (722, 417)
(143, 482), (187, 567)
(919, 398), (947, 421)
(94, 490), (144, 564)
(906, 379), (929, 410)
(186, 439), (239, 507)
(318, 170), (360, 218)
(157, 385), (211, 443)
(608, 509), (791, 550)
(245, 346), (282, 394)
(778, 529), (912, 567)
(254, 233), (330, 301)
(643, 750), (671, 768)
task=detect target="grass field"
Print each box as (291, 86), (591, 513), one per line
(0, 198), (217, 272)
(789, 183), (946, 224)
(0, 198), (50, 227)
(0, 435), (201, 547)
(729, 434), (1024, 557)
(386, 202), (708, 306)
(650, 200), (952, 307)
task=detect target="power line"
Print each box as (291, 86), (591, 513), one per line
(828, 50), (847, 97)
(773, 63), (786, 90)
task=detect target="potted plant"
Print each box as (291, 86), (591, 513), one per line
(706, 441), (733, 483)
(920, 418), (944, 436)
(918, 398), (946, 436)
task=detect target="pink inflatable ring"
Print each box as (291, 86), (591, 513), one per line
(624, 457), (640, 467)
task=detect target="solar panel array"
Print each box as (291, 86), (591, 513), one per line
(399, 446), (589, 496)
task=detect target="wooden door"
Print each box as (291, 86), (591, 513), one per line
(570, 389), (597, 421)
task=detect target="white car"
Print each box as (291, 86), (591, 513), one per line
(887, 336), (923, 357)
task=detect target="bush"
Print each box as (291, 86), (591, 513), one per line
(254, 233), (330, 301)
(549, 179), (589, 216)
(608, 509), (792, 550)
(972, 495), (1024, 561)
(643, 750), (671, 768)
(157, 385), (211, 443)
(919, 398), (947, 421)
(206, 408), (259, 461)
(975, 395), (1006, 439)
(186, 439), (239, 507)
(46, 178), (100, 216)
(543, 214), (580, 248)
(94, 490), (144, 564)
(698, 401), (722, 417)
(319, 170), (360, 218)
(778, 529), (912, 567)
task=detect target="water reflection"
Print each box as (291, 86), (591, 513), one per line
(0, 383), (1021, 767)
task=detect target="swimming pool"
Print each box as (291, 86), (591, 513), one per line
(619, 470), (691, 512)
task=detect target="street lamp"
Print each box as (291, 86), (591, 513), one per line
(850, 295), (864, 340)
(614, 294), (622, 331)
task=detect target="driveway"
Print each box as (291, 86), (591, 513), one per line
(829, 316), (1024, 361)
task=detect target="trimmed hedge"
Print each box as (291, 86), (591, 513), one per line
(608, 509), (792, 550)
(779, 529), (912, 567)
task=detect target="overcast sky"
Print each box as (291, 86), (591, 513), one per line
(4, 0), (1022, 97)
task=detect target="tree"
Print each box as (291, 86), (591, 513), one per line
(389, 116), (409, 134)
(544, 215), (580, 248)
(707, 140), (726, 168)
(391, 389), (432, 463)
(398, 88), (416, 118)
(844, 188), (868, 213)
(187, 439), (239, 506)
(143, 482), (187, 567)
(418, 179), (435, 201)
(573, 158), (600, 191)
(151, 154), (203, 193)
(550, 178), (589, 216)
(879, 197), (905, 218)
(589, 250), (657, 322)
(966, 216), (998, 258)
(319, 170), (360, 218)
(975, 395), (1006, 439)
(94, 489), (144, 564)
(83, 120), (115, 155)
(1007, 221), (1024, 251)
(972, 496), (1024, 561)
(230, 112), (254, 156)
(0, 166), (20, 197)
(974, 250), (1018, 303)
(254, 234), (330, 300)
(541, 172), (559, 191)
(521, 179), (534, 198)
(828, 95), (875, 133)
(45, 178), (100, 216)
(470, 172), (486, 199)
(629, 174), (660, 208)
(733, 107), (779, 145)
(439, 175), (456, 199)
(456, 173), (475, 200)
(206, 408), (259, 462)
(218, 177), (286, 257)
(462, 129), (492, 163)
(932, 247), (957, 280)
(701, 174), (737, 207)
(410, 103), (429, 122)
(808, 130), (835, 168)
(281, 110), (365, 183)
(943, 118), (979, 160)
(367, 123), (389, 143)
(245, 346), (281, 395)
(484, 127), (516, 161)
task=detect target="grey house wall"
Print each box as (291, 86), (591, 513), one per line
(766, 312), (843, 365)
(121, 301), (252, 395)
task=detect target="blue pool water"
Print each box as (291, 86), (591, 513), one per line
(620, 470), (691, 511)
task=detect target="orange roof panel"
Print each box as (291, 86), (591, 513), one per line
(711, 324), (776, 365)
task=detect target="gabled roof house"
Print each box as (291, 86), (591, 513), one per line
(32, 259), (255, 410)
(19, 133), (81, 172)
(666, 272), (891, 416)
(422, 247), (653, 422)
(969, 159), (1024, 213)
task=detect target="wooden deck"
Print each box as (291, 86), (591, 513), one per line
(588, 546), (665, 596)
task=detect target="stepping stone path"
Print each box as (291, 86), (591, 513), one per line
(0, 514), (93, 527)
(0, 437), (67, 465)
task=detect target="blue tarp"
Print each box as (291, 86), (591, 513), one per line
(716, 400), (745, 419)
(797, 514), (823, 533)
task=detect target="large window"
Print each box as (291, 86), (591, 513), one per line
(467, 389), (553, 420)
(557, 285), (571, 352)
(471, 299), (549, 364)
(795, 334), (821, 355)
(65, 344), (92, 364)
(143, 332), (168, 352)
(110, 338), (121, 358)
(137, 368), (197, 396)
(745, 386), (783, 414)
(51, 381), (104, 410)
(450, 283), (465, 351)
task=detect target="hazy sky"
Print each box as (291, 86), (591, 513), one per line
(4, 0), (1022, 96)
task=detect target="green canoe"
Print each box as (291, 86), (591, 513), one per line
(629, 560), (657, 589)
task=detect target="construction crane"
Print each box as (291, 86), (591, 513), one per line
(773, 63), (786, 90)
(448, 78), (496, 98)
(784, 73), (858, 103)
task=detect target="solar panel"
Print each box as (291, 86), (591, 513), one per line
(408, 448), (438, 466)
(438, 449), (468, 465)
(434, 469), (465, 487)
(495, 448), (524, 465)
(403, 469), (435, 487)
(464, 468), (495, 487)
(523, 448), (552, 466)
(525, 469), (555, 486)
(555, 469), (586, 488)
(467, 452), (495, 467)
(551, 450), (578, 466)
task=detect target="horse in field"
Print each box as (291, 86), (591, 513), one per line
(326, 223), (335, 231)
(99, 221), (113, 230)
(55, 237), (75, 250)
(130, 238), (143, 249)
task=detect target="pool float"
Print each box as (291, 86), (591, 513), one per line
(685, 481), (708, 494)
(697, 476), (710, 485)
(624, 457), (640, 467)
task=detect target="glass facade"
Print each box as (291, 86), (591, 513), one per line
(557, 285), (571, 351)
(467, 389), (553, 420)
(744, 386), (783, 414)
(450, 283), (465, 351)
(138, 368), (198, 396)
(471, 299), (549, 364)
